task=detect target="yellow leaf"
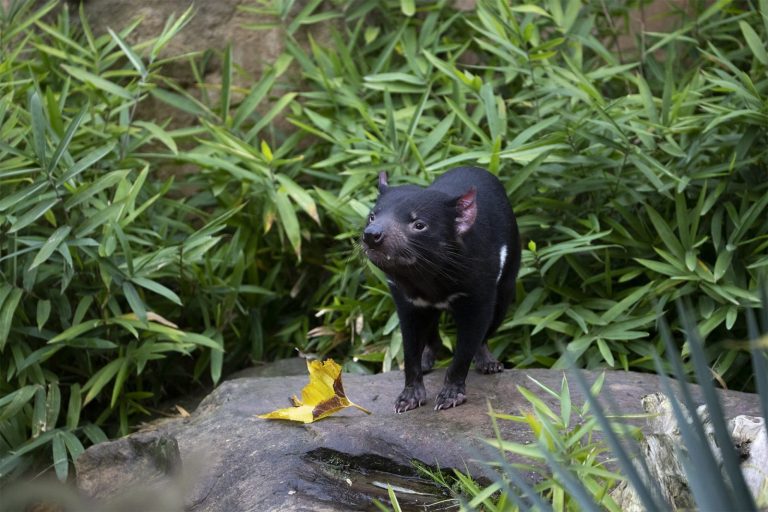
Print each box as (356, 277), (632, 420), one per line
(258, 359), (371, 423)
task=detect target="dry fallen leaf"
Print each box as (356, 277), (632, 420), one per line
(258, 359), (371, 423)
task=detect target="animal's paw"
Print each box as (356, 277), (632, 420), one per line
(395, 384), (426, 413)
(474, 345), (504, 374)
(434, 383), (466, 410)
(421, 346), (436, 373)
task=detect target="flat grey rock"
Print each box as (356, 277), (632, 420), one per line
(72, 366), (762, 511)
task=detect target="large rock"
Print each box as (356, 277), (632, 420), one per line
(66, 365), (763, 511)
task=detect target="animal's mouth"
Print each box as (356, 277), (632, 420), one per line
(363, 245), (417, 269)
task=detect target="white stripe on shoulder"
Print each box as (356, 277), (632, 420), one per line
(496, 244), (508, 283)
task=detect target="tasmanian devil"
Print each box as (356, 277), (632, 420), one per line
(362, 166), (521, 412)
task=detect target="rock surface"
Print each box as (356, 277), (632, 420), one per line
(70, 364), (763, 511)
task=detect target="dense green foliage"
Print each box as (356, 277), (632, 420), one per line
(1, 0), (766, 487)
(422, 297), (768, 511)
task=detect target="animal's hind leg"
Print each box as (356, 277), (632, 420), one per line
(421, 321), (442, 373)
(474, 271), (516, 374)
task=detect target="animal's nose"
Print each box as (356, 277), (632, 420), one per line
(363, 225), (384, 247)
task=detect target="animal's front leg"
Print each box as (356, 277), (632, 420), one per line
(392, 294), (440, 413)
(435, 300), (493, 410)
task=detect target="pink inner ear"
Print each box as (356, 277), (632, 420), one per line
(378, 172), (389, 192)
(456, 187), (477, 236)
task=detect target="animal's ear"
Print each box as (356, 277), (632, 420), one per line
(455, 186), (477, 236)
(378, 172), (389, 193)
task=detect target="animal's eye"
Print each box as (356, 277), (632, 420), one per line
(412, 221), (427, 231)
(368, 212), (375, 223)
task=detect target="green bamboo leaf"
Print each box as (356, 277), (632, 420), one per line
(0, 385), (38, 422)
(400, 0), (415, 16)
(75, 200), (125, 237)
(66, 384), (82, 430)
(150, 88), (210, 118)
(418, 113), (454, 158)
(220, 43), (232, 118)
(134, 121), (178, 154)
(52, 433), (69, 481)
(211, 336), (223, 385)
(274, 189), (301, 257)
(122, 281), (147, 323)
(82, 424), (108, 445)
(48, 106), (86, 173)
(65, 170), (130, 209)
(232, 55), (294, 129)
(32, 386), (47, 438)
(0, 182), (48, 212)
(597, 339), (615, 367)
(108, 27), (147, 76)
(364, 72), (426, 85)
(132, 277), (182, 305)
(645, 204), (685, 259)
(276, 174), (319, 224)
(36, 299), (52, 332)
(30, 226), (71, 270)
(601, 284), (652, 324)
(559, 376), (571, 427)
(247, 92), (298, 138)
(58, 142), (116, 184)
(61, 431), (85, 463)
(62, 65), (133, 100)
(0, 286), (24, 350)
(29, 90), (48, 166)
(48, 319), (103, 344)
(83, 358), (124, 404)
(45, 383), (61, 433)
(8, 197), (59, 234)
(739, 21), (768, 65)
(111, 357), (130, 408)
(480, 83), (501, 141)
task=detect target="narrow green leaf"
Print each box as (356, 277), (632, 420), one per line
(247, 92), (298, 138)
(739, 21), (768, 65)
(220, 43), (232, 118)
(601, 284), (652, 324)
(122, 281), (147, 323)
(65, 170), (130, 209)
(645, 204), (685, 259)
(232, 55), (293, 129)
(66, 384), (82, 430)
(111, 357), (130, 408)
(597, 339), (615, 366)
(274, 189), (301, 257)
(48, 319), (103, 344)
(275, 174), (319, 224)
(45, 383), (61, 432)
(52, 432), (69, 481)
(150, 88), (210, 118)
(48, 106), (86, 173)
(83, 358), (123, 404)
(30, 226), (72, 270)
(8, 197), (59, 234)
(30, 90), (47, 166)
(132, 277), (182, 305)
(32, 386), (47, 438)
(58, 142), (116, 185)
(134, 121), (177, 154)
(36, 299), (52, 332)
(0, 182), (48, 212)
(0, 287), (24, 350)
(108, 27), (147, 76)
(62, 65), (133, 100)
(0, 385), (38, 422)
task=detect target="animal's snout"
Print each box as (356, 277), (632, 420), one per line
(363, 225), (385, 248)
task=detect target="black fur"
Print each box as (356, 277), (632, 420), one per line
(362, 167), (521, 412)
